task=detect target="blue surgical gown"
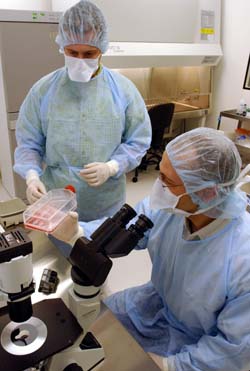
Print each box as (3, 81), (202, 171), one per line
(14, 66), (151, 221)
(94, 197), (250, 371)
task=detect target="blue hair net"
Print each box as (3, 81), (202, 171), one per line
(166, 127), (248, 218)
(55, 0), (109, 53)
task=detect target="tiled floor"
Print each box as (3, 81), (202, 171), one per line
(126, 168), (158, 206)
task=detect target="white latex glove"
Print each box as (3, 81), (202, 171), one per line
(26, 169), (47, 204)
(79, 160), (119, 187)
(148, 352), (169, 371)
(50, 211), (84, 246)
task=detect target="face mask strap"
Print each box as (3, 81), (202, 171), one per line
(201, 164), (250, 191)
(237, 163), (250, 181)
(234, 164), (250, 190)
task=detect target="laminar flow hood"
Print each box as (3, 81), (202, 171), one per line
(103, 42), (222, 68)
(94, 0), (222, 68)
(0, 0), (222, 69)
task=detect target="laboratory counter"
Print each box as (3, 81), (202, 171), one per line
(217, 109), (250, 130)
(90, 305), (160, 371)
(145, 99), (208, 130)
(0, 228), (160, 371)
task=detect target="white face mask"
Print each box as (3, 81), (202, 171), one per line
(65, 55), (99, 83)
(149, 178), (211, 216)
(150, 164), (250, 217)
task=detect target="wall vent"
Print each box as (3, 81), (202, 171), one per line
(202, 56), (219, 64)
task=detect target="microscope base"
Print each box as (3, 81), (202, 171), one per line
(48, 331), (105, 371)
(0, 299), (82, 371)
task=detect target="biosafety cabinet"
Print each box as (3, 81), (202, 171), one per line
(0, 1), (222, 199)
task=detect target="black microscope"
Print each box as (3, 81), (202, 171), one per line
(0, 204), (153, 371)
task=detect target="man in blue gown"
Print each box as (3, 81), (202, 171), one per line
(14, 0), (151, 222)
(51, 127), (250, 371)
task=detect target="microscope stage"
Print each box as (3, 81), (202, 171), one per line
(0, 298), (82, 371)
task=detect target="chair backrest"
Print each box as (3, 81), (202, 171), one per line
(148, 103), (175, 149)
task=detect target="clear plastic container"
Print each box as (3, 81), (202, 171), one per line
(23, 188), (77, 233)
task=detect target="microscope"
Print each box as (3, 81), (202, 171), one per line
(0, 204), (153, 371)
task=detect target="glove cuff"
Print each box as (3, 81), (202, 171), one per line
(26, 170), (40, 185)
(165, 355), (176, 371)
(106, 160), (119, 177)
(68, 225), (84, 247)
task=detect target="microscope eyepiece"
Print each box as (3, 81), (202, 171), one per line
(90, 203), (137, 245)
(111, 204), (137, 227)
(129, 214), (154, 238)
(102, 213), (154, 259)
(70, 204), (154, 285)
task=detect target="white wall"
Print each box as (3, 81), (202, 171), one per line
(52, 0), (78, 11)
(207, 0), (250, 130)
(1, 0), (249, 133)
(0, 0), (51, 10)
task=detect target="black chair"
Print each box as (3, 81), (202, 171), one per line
(132, 103), (175, 182)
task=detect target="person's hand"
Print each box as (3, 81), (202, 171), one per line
(79, 160), (119, 187)
(50, 211), (84, 246)
(26, 170), (47, 204)
(148, 352), (169, 370)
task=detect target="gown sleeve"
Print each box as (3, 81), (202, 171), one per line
(110, 81), (152, 176)
(14, 87), (45, 178)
